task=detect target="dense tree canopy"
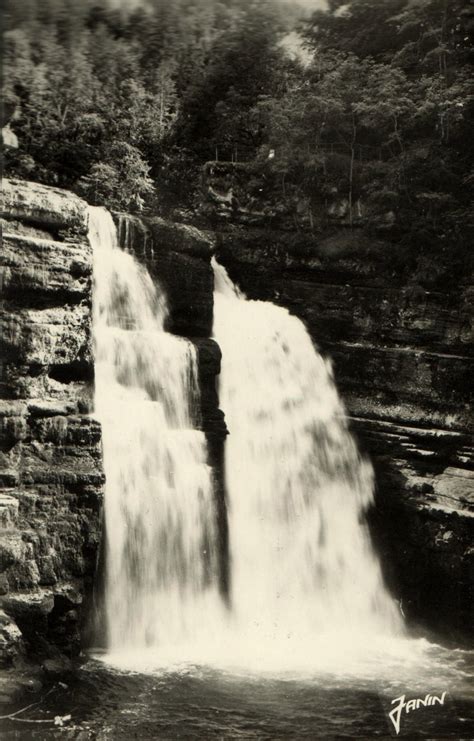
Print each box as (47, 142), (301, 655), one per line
(3, 0), (473, 279)
(3, 0), (292, 207)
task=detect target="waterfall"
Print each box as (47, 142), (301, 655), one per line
(88, 204), (403, 670)
(212, 258), (403, 653)
(89, 207), (222, 652)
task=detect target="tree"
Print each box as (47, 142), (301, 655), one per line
(174, 0), (287, 161)
(77, 141), (155, 211)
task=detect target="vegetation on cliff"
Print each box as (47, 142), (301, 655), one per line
(3, 0), (473, 283)
(3, 0), (288, 209)
(259, 0), (473, 284)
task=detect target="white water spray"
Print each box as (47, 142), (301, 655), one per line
(212, 259), (403, 650)
(89, 207), (222, 651)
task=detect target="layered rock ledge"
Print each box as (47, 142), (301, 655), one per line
(1, 180), (103, 670)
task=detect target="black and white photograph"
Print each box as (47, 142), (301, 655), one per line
(1, 0), (473, 737)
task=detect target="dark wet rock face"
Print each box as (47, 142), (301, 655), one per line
(216, 226), (474, 645)
(193, 339), (229, 598)
(113, 212), (215, 337)
(0, 179), (103, 665)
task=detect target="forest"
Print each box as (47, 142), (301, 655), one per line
(3, 0), (473, 284)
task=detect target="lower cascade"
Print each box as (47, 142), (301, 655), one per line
(89, 207), (222, 651)
(212, 259), (403, 651)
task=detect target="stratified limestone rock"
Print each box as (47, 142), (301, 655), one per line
(1, 306), (91, 367)
(368, 459), (474, 643)
(0, 180), (103, 662)
(2, 234), (92, 300)
(330, 344), (472, 430)
(2, 179), (88, 237)
(216, 226), (474, 644)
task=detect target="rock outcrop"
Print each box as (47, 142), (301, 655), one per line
(0, 179), (104, 665)
(216, 225), (473, 644)
(113, 212), (215, 337)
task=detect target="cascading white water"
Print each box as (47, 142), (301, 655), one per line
(212, 258), (403, 652)
(89, 207), (223, 652)
(88, 204), (404, 670)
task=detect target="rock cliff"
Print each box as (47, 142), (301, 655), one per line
(0, 180), (104, 670)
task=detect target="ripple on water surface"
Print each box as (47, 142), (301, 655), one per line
(1, 639), (473, 739)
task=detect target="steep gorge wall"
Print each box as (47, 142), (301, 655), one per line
(0, 180), (103, 667)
